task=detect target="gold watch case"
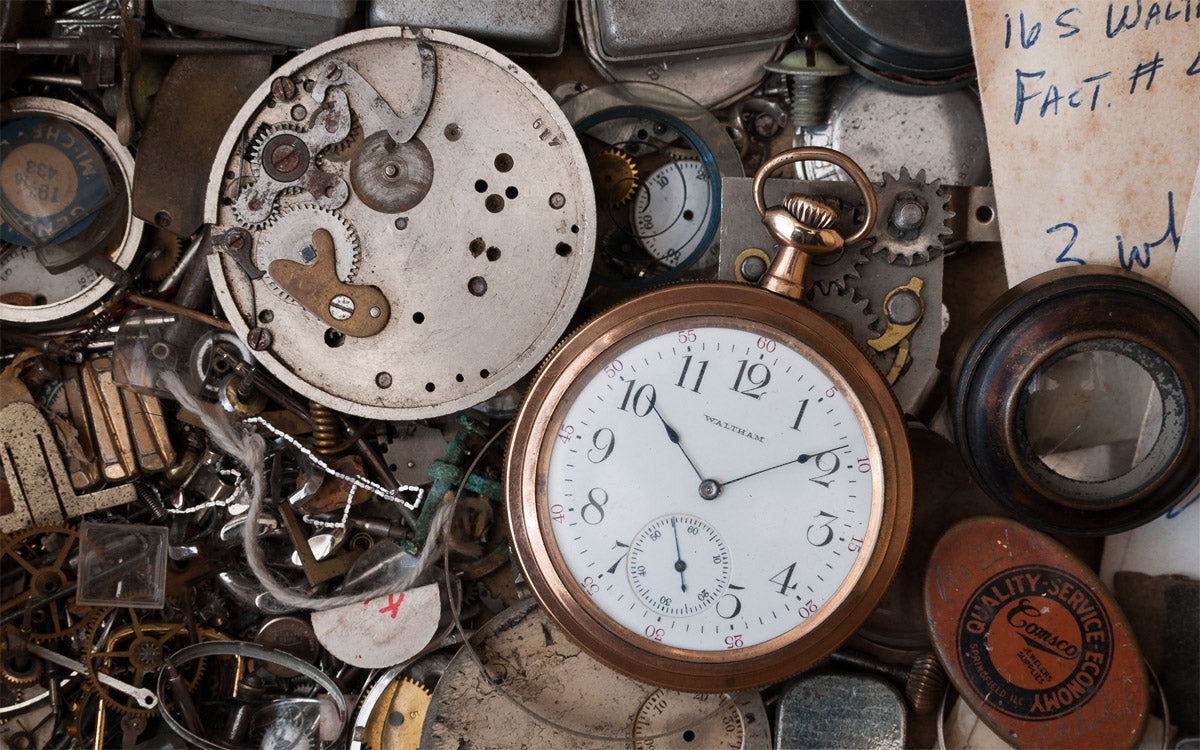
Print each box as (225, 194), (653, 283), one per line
(506, 282), (913, 691)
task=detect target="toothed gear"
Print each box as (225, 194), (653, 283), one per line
(0, 626), (43, 688)
(83, 611), (217, 717)
(232, 91), (353, 226)
(805, 239), (871, 296)
(0, 526), (93, 643)
(320, 109), (364, 162)
(870, 168), (953, 265)
(591, 148), (639, 208)
(361, 675), (432, 750)
(254, 204), (361, 304)
(142, 228), (183, 282)
(810, 284), (883, 343)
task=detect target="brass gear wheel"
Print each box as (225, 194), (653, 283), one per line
(591, 148), (639, 208)
(319, 109), (364, 163)
(0, 626), (43, 688)
(869, 168), (953, 265)
(83, 609), (220, 717)
(253, 203), (361, 305)
(361, 675), (432, 750)
(0, 526), (94, 643)
(142, 227), (183, 282)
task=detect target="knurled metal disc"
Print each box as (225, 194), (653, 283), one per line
(206, 27), (596, 420)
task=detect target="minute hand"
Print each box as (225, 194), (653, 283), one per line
(721, 445), (848, 487)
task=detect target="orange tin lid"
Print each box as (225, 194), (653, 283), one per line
(925, 516), (1149, 749)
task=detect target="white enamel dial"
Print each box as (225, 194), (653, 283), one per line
(544, 324), (879, 652)
(0, 245), (100, 306)
(632, 160), (717, 270)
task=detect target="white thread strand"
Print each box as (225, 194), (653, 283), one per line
(160, 371), (438, 611)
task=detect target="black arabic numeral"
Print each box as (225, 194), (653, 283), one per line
(809, 451), (841, 487)
(618, 380), (657, 416)
(716, 584), (744, 619)
(581, 487), (609, 525)
(769, 562), (799, 595)
(587, 428), (615, 463)
(807, 510), (837, 546)
(790, 399), (810, 431)
(675, 355), (709, 393)
(731, 360), (771, 399)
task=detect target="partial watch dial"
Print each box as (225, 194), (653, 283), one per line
(632, 160), (717, 270)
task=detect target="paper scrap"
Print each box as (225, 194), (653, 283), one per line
(966, 0), (1199, 287)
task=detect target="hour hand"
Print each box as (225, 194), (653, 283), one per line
(650, 403), (704, 481)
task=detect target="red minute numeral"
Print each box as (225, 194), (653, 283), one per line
(605, 360), (624, 378)
(798, 600), (817, 618)
(724, 634), (744, 649)
(550, 504), (564, 523)
(557, 425), (574, 444)
(645, 625), (664, 642)
(848, 536), (864, 552)
(677, 329), (697, 343)
(756, 336), (776, 352)
(581, 577), (599, 594)
(857, 457), (870, 473)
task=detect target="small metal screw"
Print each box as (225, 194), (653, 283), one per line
(444, 123), (461, 141)
(394, 217), (408, 230)
(290, 104), (307, 121)
(324, 63), (342, 81)
(246, 327), (273, 351)
(329, 294), (355, 321)
(890, 200), (926, 232)
(827, 649), (946, 715)
(763, 49), (850, 127)
(548, 192), (566, 209)
(224, 230), (247, 251)
(739, 254), (768, 283)
(375, 372), (392, 388)
(884, 288), (923, 326)
(467, 276), (487, 296)
(271, 76), (296, 102)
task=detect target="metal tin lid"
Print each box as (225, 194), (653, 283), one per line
(925, 517), (1149, 749)
(814, 0), (974, 85)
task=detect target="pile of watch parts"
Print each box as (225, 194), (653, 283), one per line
(1, 2), (1196, 749)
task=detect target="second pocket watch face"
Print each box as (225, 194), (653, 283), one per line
(542, 322), (882, 653)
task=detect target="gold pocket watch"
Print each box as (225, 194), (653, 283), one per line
(506, 148), (913, 691)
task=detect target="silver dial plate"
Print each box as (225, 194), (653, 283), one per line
(206, 28), (595, 419)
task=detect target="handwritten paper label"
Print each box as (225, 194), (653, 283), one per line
(966, 0), (1199, 287)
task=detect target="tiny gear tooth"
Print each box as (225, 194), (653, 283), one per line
(361, 675), (432, 750)
(142, 228), (183, 282)
(591, 148), (639, 208)
(252, 204), (361, 304)
(231, 122), (309, 228)
(805, 241), (870, 296)
(320, 110), (364, 162)
(870, 167), (955, 265)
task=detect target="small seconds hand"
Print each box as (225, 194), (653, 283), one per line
(671, 517), (687, 593)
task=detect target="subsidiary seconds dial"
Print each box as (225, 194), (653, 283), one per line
(628, 514), (731, 617)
